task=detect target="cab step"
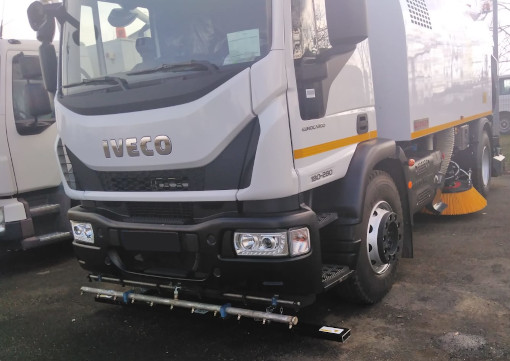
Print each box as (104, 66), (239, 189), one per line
(322, 264), (353, 290)
(21, 231), (72, 250)
(29, 203), (61, 217)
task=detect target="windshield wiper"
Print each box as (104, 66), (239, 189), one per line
(63, 76), (129, 90)
(127, 61), (219, 76)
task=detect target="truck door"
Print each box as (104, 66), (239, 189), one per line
(286, 0), (376, 193)
(5, 50), (61, 194)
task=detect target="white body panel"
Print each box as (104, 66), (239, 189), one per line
(4, 48), (61, 194)
(0, 198), (27, 222)
(367, 0), (492, 141)
(0, 40), (61, 197)
(0, 41), (19, 197)
(285, 0), (376, 192)
(58, 70), (254, 172)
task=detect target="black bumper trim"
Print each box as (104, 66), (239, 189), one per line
(69, 206), (324, 297)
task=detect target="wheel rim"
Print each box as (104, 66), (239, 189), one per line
(501, 118), (510, 133)
(481, 144), (490, 187)
(366, 201), (402, 275)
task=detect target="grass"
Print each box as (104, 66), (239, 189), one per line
(500, 134), (510, 157)
(499, 134), (510, 174)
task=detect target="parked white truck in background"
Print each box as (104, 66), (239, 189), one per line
(0, 38), (72, 250)
(27, 0), (505, 330)
(498, 74), (510, 134)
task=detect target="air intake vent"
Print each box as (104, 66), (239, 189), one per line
(407, 0), (432, 29)
(417, 189), (432, 206)
(57, 139), (78, 190)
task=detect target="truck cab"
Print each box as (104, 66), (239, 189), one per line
(0, 39), (71, 250)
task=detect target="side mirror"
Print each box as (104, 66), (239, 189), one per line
(108, 8), (137, 27)
(27, 1), (46, 31)
(37, 16), (56, 44)
(39, 43), (58, 94)
(325, 0), (368, 49)
(27, 1), (56, 43)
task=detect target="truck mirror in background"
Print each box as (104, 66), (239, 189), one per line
(27, 1), (58, 94)
(39, 43), (57, 94)
(36, 13), (56, 44)
(27, 1), (47, 32)
(325, 0), (368, 51)
(108, 8), (137, 28)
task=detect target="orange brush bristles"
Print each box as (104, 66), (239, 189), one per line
(440, 187), (487, 216)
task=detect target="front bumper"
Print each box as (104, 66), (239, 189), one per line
(70, 205), (324, 300)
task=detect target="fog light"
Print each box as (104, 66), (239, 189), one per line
(289, 227), (310, 256)
(234, 231), (288, 256)
(71, 221), (94, 244)
(0, 207), (5, 235)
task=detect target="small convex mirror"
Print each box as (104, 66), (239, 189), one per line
(108, 8), (137, 27)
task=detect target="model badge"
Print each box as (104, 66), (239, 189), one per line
(102, 136), (172, 158)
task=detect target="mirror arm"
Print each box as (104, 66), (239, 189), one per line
(38, 3), (80, 30)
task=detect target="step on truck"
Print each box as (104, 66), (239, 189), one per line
(0, 38), (72, 251)
(27, 0), (505, 328)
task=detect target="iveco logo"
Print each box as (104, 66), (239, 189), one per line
(102, 136), (172, 158)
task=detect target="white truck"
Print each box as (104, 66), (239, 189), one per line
(498, 74), (510, 134)
(27, 0), (505, 329)
(0, 38), (72, 251)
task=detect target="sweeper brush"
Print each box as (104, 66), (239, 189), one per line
(438, 161), (487, 216)
(440, 180), (487, 216)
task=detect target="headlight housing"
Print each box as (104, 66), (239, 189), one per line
(234, 231), (289, 256)
(71, 221), (94, 244)
(233, 227), (311, 257)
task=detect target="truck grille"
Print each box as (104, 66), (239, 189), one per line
(407, 0), (432, 29)
(57, 139), (78, 190)
(126, 202), (193, 219)
(91, 201), (194, 224)
(98, 171), (201, 192)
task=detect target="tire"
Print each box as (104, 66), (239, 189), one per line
(472, 130), (491, 198)
(342, 170), (404, 305)
(500, 114), (510, 135)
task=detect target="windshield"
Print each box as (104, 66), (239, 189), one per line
(61, 0), (271, 113)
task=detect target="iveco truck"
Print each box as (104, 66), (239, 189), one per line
(27, 0), (504, 328)
(0, 38), (72, 251)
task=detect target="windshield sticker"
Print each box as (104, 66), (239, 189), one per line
(225, 29), (261, 64)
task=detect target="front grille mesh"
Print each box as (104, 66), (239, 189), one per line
(57, 139), (78, 190)
(98, 171), (198, 192)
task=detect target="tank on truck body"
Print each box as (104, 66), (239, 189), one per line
(27, 0), (504, 326)
(0, 38), (72, 250)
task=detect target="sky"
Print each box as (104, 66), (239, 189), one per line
(0, 0), (43, 40)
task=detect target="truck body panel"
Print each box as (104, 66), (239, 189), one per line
(369, 0), (492, 141)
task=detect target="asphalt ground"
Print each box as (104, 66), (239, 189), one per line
(1, 174), (509, 361)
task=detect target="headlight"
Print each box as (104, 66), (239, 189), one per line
(289, 227), (311, 256)
(71, 221), (94, 244)
(0, 207), (5, 234)
(234, 231), (288, 256)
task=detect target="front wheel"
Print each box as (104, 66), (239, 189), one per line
(343, 170), (404, 304)
(472, 130), (491, 198)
